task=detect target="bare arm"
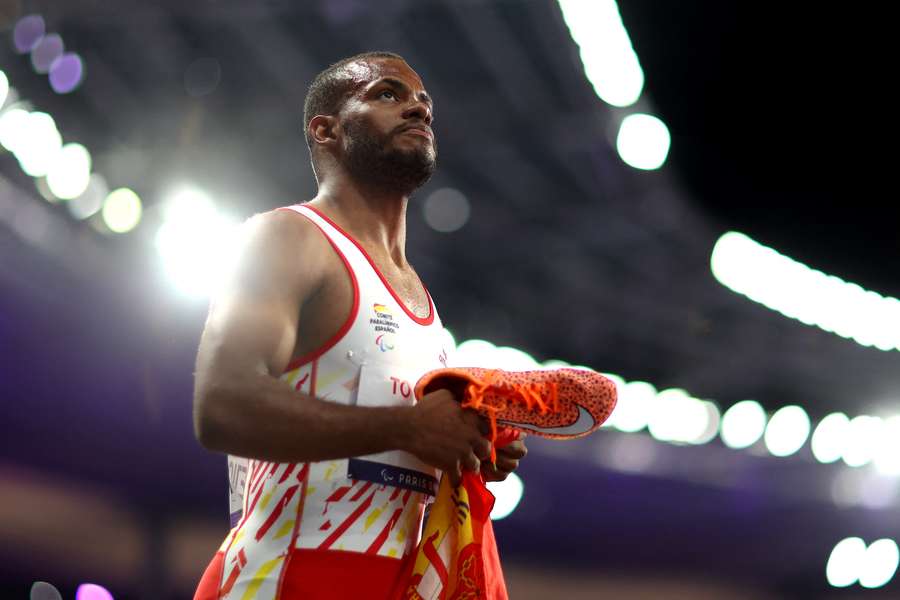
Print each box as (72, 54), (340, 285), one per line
(193, 210), (489, 483)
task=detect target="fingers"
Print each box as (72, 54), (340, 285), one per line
(448, 463), (462, 488)
(472, 437), (493, 461)
(493, 455), (519, 473)
(462, 410), (491, 437)
(480, 465), (508, 482)
(462, 450), (481, 474)
(497, 440), (527, 460)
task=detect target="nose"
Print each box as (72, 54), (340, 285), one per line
(402, 99), (432, 125)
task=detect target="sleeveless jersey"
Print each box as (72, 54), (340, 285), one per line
(210, 204), (452, 599)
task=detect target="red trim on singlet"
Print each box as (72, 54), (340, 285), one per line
(302, 204), (436, 326)
(276, 207), (361, 373)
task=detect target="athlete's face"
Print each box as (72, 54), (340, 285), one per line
(337, 58), (436, 193)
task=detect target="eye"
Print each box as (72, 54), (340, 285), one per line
(379, 89), (397, 100)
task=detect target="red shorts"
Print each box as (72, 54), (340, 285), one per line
(194, 548), (410, 600)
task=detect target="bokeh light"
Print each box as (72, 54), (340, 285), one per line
(609, 380), (655, 433)
(29, 581), (62, 600)
(860, 539), (900, 588)
(842, 415), (883, 468)
(763, 405), (810, 457)
(102, 188), (143, 233)
(647, 388), (710, 444)
(75, 583), (114, 600)
(486, 472), (524, 520)
(616, 113), (671, 170)
(811, 412), (849, 464)
(46, 142), (92, 199)
(49, 53), (85, 94)
(15, 111), (62, 177)
(155, 187), (241, 298)
(0, 70), (9, 107)
(873, 415), (900, 476)
(68, 173), (109, 220)
(711, 231), (900, 351)
(13, 14), (45, 54)
(30, 33), (63, 74)
(422, 187), (470, 233)
(826, 537), (866, 587)
(0, 107), (32, 152)
(557, 0), (644, 107)
(720, 400), (767, 449)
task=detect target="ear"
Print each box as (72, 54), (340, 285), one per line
(309, 115), (338, 147)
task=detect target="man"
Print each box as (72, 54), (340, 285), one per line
(192, 51), (527, 600)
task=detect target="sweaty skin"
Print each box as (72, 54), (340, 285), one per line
(193, 57), (525, 486)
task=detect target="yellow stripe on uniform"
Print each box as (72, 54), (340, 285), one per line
(239, 555), (284, 600)
(274, 519), (295, 540)
(364, 501), (388, 532)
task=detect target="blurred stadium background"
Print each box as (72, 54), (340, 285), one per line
(1, 1), (898, 598)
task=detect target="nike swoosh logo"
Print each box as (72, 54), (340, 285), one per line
(497, 404), (596, 436)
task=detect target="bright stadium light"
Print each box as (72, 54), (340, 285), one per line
(46, 142), (91, 199)
(720, 400), (767, 449)
(101, 188), (142, 233)
(0, 71), (9, 107)
(486, 472), (524, 521)
(873, 415), (900, 476)
(0, 108), (31, 152)
(692, 400), (721, 445)
(842, 415), (883, 468)
(811, 413), (850, 464)
(557, 0), (644, 107)
(826, 537), (866, 587)
(711, 231), (900, 352)
(14, 111), (62, 177)
(610, 380), (655, 433)
(764, 405), (810, 457)
(491, 346), (539, 371)
(860, 539), (900, 588)
(455, 339), (499, 368)
(647, 388), (709, 444)
(616, 113), (671, 170)
(155, 187), (241, 299)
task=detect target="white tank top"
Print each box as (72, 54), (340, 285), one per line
(216, 204), (452, 599)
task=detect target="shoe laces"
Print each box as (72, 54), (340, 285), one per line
(460, 370), (560, 462)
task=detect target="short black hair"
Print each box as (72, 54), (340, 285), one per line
(302, 51), (405, 151)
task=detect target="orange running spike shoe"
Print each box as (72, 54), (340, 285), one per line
(414, 367), (617, 454)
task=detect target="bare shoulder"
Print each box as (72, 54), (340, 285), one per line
(224, 207), (333, 299)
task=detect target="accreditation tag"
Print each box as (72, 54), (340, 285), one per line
(347, 362), (439, 496)
(227, 455), (249, 527)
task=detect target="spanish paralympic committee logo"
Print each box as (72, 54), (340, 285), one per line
(375, 333), (395, 352)
(370, 302), (399, 352)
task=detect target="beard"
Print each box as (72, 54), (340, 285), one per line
(342, 116), (437, 196)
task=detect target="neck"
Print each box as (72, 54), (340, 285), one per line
(311, 176), (410, 266)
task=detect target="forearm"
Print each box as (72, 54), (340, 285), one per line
(194, 372), (413, 463)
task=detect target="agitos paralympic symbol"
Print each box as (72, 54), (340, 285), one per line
(375, 333), (395, 352)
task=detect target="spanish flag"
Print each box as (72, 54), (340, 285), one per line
(394, 430), (518, 600)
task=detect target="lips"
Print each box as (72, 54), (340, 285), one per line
(399, 126), (433, 141)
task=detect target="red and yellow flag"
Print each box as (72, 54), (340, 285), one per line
(396, 472), (507, 600)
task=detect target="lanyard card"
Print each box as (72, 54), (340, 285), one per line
(227, 455), (249, 527)
(347, 362), (439, 496)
